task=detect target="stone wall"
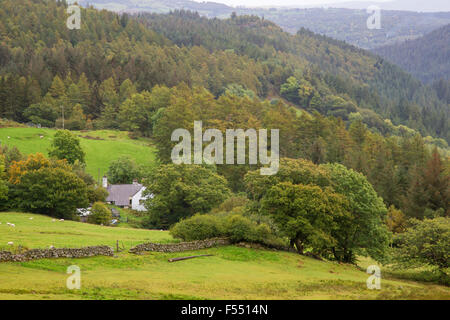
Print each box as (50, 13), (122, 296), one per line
(129, 238), (231, 254)
(0, 246), (114, 262)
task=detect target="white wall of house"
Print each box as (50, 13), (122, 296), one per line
(131, 187), (150, 212)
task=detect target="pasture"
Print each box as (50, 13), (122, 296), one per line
(0, 128), (157, 179)
(0, 212), (448, 300)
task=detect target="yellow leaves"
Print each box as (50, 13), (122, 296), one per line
(8, 153), (70, 184)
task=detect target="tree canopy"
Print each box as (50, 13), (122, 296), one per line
(48, 130), (85, 164)
(143, 164), (231, 229)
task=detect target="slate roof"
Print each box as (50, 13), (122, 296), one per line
(106, 184), (143, 207)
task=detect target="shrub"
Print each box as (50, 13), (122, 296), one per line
(386, 206), (407, 234)
(224, 214), (255, 242)
(212, 196), (249, 214)
(88, 202), (112, 225)
(170, 213), (285, 248)
(393, 217), (449, 273)
(170, 214), (224, 241)
(88, 186), (108, 203)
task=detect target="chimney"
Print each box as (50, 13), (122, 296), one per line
(102, 176), (108, 188)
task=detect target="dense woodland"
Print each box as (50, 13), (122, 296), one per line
(374, 24), (450, 84)
(0, 0), (448, 143)
(78, 0), (450, 49)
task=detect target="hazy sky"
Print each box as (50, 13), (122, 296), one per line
(193, 0), (391, 8)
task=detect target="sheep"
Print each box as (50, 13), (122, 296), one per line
(29, 217), (33, 220)
(7, 242), (13, 246)
(49, 245), (55, 249)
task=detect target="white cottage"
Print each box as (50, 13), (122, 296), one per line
(103, 177), (150, 212)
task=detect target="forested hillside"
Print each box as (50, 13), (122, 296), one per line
(374, 24), (450, 84)
(0, 0), (448, 143)
(77, 0), (450, 49)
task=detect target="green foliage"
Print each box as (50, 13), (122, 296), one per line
(118, 85), (171, 137)
(404, 148), (449, 218)
(261, 182), (348, 257)
(9, 166), (89, 219)
(170, 214), (225, 241)
(280, 77), (300, 104)
(144, 164), (231, 229)
(211, 195), (249, 214)
(88, 202), (112, 225)
(320, 163), (391, 262)
(224, 84), (255, 99)
(24, 98), (59, 127)
(0, 144), (23, 169)
(48, 130), (85, 164)
(224, 214), (273, 244)
(374, 25), (450, 84)
(0, 0), (448, 143)
(393, 217), (450, 272)
(386, 206), (407, 234)
(246, 159), (390, 262)
(107, 156), (142, 184)
(60, 104), (87, 130)
(88, 186), (108, 204)
(5, 153), (90, 218)
(170, 212), (283, 247)
(245, 158), (331, 203)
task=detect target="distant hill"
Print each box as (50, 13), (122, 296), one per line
(76, 1), (450, 49)
(374, 24), (450, 83)
(324, 0), (450, 12)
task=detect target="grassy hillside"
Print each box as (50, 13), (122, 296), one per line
(0, 128), (157, 179)
(0, 212), (449, 300)
(0, 212), (172, 250)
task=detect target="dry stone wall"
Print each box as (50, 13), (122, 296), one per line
(129, 238), (231, 253)
(0, 246), (114, 262)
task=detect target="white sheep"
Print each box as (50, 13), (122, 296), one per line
(7, 242), (13, 246)
(29, 217), (33, 220)
(49, 245), (55, 249)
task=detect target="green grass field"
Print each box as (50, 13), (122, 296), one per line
(0, 127), (157, 179)
(0, 212), (448, 300)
